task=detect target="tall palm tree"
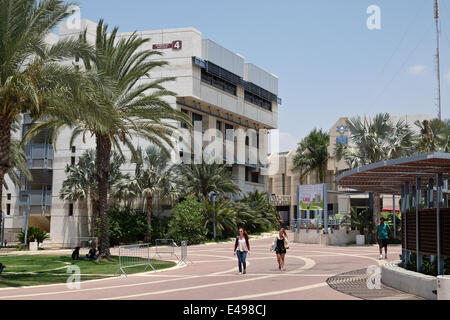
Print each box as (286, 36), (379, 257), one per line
(335, 113), (415, 225)
(112, 146), (180, 241)
(60, 149), (125, 234)
(176, 162), (240, 199)
(28, 20), (190, 258)
(414, 119), (450, 153)
(0, 0), (92, 231)
(292, 128), (330, 183)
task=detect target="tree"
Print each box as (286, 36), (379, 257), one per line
(414, 119), (450, 153)
(292, 128), (330, 183)
(238, 190), (281, 232)
(176, 162), (240, 199)
(60, 149), (125, 234)
(0, 0), (91, 236)
(335, 113), (415, 227)
(202, 198), (237, 239)
(27, 20), (190, 258)
(111, 146), (180, 241)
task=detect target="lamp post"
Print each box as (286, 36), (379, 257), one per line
(209, 191), (220, 241)
(22, 193), (30, 246)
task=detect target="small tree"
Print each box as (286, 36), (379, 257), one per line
(17, 227), (50, 245)
(167, 196), (207, 245)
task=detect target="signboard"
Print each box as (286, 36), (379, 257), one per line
(298, 184), (326, 211)
(152, 40), (182, 50)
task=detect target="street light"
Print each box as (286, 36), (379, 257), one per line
(209, 191), (220, 241)
(21, 193), (30, 246)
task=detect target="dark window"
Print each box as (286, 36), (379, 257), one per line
(282, 174), (285, 195)
(245, 136), (249, 146)
(71, 146), (76, 153)
(181, 109), (189, 129)
(7, 193), (11, 200)
(161, 205), (172, 211)
(244, 91), (272, 111)
(69, 203), (74, 216)
(201, 69), (236, 96)
(6, 204), (11, 216)
(251, 172), (259, 184)
(71, 156), (76, 165)
(245, 167), (250, 182)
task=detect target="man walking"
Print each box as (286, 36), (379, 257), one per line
(376, 217), (391, 259)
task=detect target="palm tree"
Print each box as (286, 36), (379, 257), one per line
(415, 119), (450, 153)
(335, 113), (415, 226)
(292, 128), (330, 183)
(60, 149), (125, 234)
(239, 190), (281, 232)
(176, 162), (240, 199)
(28, 20), (190, 258)
(202, 198), (237, 239)
(112, 146), (180, 241)
(0, 0), (92, 233)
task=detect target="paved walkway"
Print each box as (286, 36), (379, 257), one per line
(0, 233), (419, 300)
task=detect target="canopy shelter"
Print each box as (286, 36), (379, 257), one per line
(337, 153), (450, 195)
(336, 152), (450, 275)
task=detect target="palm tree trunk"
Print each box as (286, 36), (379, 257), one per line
(145, 195), (153, 242)
(0, 117), (12, 242)
(96, 133), (111, 259)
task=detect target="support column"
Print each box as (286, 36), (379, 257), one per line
(416, 178), (422, 273)
(393, 194), (397, 239)
(404, 182), (410, 265)
(437, 173), (443, 275)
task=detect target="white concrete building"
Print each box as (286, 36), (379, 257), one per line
(1, 19), (280, 248)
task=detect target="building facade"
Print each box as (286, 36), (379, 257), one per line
(1, 19), (280, 248)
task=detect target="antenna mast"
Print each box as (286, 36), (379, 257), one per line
(434, 0), (442, 120)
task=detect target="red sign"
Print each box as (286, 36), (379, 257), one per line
(152, 40), (182, 50)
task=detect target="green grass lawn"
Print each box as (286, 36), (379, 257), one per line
(0, 254), (175, 288)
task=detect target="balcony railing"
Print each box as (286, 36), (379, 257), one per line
(19, 190), (52, 207)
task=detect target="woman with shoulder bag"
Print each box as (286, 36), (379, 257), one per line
(270, 228), (289, 271)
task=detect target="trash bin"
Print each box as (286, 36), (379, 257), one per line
(437, 275), (450, 300)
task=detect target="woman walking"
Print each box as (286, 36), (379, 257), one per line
(234, 227), (250, 274)
(271, 228), (289, 271)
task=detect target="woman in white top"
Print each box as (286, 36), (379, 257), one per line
(233, 227), (250, 274)
(270, 228), (289, 271)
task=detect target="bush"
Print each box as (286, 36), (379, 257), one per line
(151, 216), (171, 240)
(167, 196), (207, 245)
(202, 198), (237, 240)
(98, 207), (149, 246)
(16, 227), (50, 244)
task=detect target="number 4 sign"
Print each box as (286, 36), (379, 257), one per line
(152, 40), (182, 50)
(172, 40), (182, 50)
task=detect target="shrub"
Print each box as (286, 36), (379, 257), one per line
(167, 196), (207, 245)
(202, 198), (237, 240)
(151, 216), (171, 240)
(16, 227), (50, 244)
(97, 207), (149, 246)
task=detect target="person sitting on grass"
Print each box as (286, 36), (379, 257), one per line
(72, 247), (80, 260)
(86, 245), (99, 260)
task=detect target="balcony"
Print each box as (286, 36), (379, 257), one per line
(25, 143), (54, 169)
(19, 190), (52, 207)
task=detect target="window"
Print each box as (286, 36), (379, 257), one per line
(245, 136), (249, 146)
(71, 146), (76, 153)
(245, 167), (250, 182)
(6, 204), (11, 216)
(244, 91), (272, 111)
(192, 112), (203, 127)
(69, 203), (74, 216)
(71, 156), (76, 165)
(201, 69), (237, 96)
(181, 109), (189, 129)
(161, 205), (172, 211)
(7, 193), (11, 200)
(251, 172), (259, 184)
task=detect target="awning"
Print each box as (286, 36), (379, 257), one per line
(336, 152), (450, 195)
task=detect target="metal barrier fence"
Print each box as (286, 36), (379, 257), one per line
(71, 237), (98, 248)
(153, 239), (179, 260)
(117, 243), (155, 276)
(178, 240), (193, 265)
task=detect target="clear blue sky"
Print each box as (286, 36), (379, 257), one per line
(73, 0), (449, 151)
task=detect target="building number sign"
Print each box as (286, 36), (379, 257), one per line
(152, 40), (182, 50)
